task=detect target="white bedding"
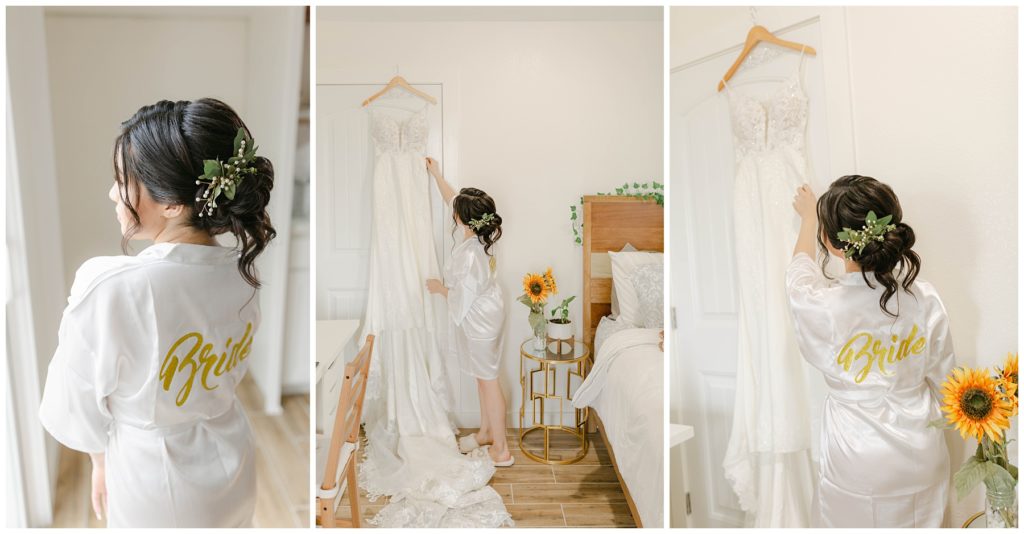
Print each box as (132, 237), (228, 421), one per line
(573, 327), (663, 527)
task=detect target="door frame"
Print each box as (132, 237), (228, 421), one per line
(243, 7), (306, 415)
(5, 7), (66, 526)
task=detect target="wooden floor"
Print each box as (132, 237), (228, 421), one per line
(334, 428), (635, 528)
(50, 375), (310, 528)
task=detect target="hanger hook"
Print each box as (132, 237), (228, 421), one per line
(749, 6), (758, 27)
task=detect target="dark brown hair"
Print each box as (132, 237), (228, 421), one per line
(452, 187), (502, 256)
(816, 175), (920, 317)
(113, 99), (276, 288)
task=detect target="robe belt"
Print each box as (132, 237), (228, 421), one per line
(113, 404), (238, 437)
(114, 419), (202, 438)
(826, 385), (927, 403)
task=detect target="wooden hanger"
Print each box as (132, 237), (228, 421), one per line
(718, 25), (817, 92)
(362, 75), (437, 107)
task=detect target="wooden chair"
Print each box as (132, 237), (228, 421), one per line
(316, 334), (374, 527)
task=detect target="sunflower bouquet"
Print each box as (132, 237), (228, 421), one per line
(932, 353), (1018, 527)
(519, 268), (557, 345)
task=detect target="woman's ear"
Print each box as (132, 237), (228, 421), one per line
(162, 203), (185, 219)
(820, 227), (841, 257)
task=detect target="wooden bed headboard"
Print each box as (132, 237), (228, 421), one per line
(581, 195), (665, 347)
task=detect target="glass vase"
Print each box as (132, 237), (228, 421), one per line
(986, 486), (1018, 528)
(528, 308), (547, 351)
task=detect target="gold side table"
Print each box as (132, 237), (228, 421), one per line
(518, 337), (592, 464)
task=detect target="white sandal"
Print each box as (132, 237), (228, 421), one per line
(458, 433), (482, 453)
(493, 455), (515, 468)
(483, 445), (515, 467)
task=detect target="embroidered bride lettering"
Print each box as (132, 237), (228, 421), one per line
(159, 322), (254, 407)
(836, 324), (927, 383)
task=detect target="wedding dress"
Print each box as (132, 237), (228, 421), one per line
(357, 89), (512, 528)
(720, 51), (816, 527)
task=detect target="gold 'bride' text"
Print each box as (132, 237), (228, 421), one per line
(159, 322), (254, 407)
(836, 324), (927, 383)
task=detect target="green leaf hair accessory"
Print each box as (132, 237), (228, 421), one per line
(468, 212), (495, 231)
(836, 210), (896, 258)
(195, 128), (259, 217)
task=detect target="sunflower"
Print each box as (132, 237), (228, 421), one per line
(522, 273), (549, 304)
(997, 353), (1019, 417)
(1000, 353), (1018, 393)
(941, 366), (1014, 443)
(1003, 380), (1019, 418)
(543, 267), (558, 295)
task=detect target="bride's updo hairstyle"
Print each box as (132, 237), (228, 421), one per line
(113, 98), (276, 288)
(452, 187), (503, 256)
(816, 175), (920, 317)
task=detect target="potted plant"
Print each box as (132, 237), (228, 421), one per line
(548, 295), (576, 341)
(518, 268), (556, 350)
(931, 353), (1018, 527)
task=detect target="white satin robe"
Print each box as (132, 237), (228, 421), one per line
(444, 233), (505, 380)
(39, 243), (259, 528)
(785, 253), (955, 527)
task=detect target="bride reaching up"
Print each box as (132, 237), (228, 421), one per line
(425, 157), (513, 467)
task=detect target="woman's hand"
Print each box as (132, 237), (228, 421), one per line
(792, 184), (819, 258)
(425, 157), (442, 180)
(425, 157), (456, 203)
(792, 184), (817, 220)
(426, 278), (448, 297)
(89, 453), (107, 521)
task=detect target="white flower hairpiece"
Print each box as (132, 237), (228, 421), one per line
(468, 212), (495, 231)
(837, 210), (896, 258)
(195, 128), (258, 217)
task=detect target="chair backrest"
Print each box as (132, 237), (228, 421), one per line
(320, 334), (375, 492)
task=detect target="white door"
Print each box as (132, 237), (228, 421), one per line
(315, 83), (452, 428)
(670, 8), (853, 528)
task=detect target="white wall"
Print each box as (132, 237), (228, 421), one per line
(670, 5), (1017, 527)
(317, 7), (663, 424)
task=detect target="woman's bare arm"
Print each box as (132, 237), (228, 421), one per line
(792, 184), (818, 258)
(426, 157), (456, 204)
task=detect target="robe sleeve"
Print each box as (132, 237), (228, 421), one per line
(447, 246), (488, 327)
(38, 259), (128, 453)
(785, 252), (837, 371)
(924, 292), (957, 404)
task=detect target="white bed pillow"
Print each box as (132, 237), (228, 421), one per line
(630, 263), (664, 329)
(608, 250), (663, 327)
(609, 243), (637, 318)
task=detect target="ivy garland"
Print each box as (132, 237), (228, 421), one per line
(569, 181), (664, 245)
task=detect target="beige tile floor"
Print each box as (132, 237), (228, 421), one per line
(333, 429), (636, 528)
(50, 375), (309, 528)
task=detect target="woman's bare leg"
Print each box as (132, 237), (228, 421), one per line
(480, 378), (511, 461)
(474, 379), (492, 445)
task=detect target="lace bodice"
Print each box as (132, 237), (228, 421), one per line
(726, 73), (808, 159)
(368, 101), (429, 155)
